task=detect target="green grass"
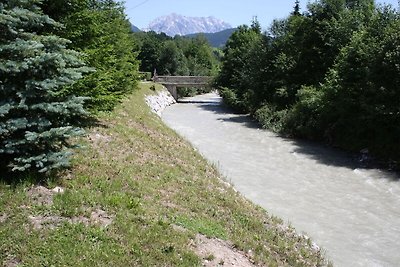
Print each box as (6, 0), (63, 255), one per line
(0, 82), (329, 266)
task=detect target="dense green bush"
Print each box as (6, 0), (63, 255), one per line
(219, 88), (247, 112)
(138, 72), (152, 81)
(254, 105), (288, 133)
(315, 8), (400, 159)
(0, 0), (90, 173)
(215, 24), (261, 96)
(282, 86), (325, 139)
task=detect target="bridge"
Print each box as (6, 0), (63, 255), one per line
(153, 76), (213, 100)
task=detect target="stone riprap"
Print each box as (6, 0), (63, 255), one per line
(145, 89), (176, 116)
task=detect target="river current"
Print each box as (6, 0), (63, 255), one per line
(161, 93), (400, 267)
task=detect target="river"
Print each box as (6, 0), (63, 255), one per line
(161, 93), (400, 267)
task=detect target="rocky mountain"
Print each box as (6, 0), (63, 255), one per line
(145, 13), (232, 37)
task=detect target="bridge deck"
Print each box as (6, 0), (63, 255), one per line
(154, 75), (213, 100)
(154, 76), (212, 84)
(160, 82), (209, 87)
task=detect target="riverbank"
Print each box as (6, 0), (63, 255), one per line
(162, 92), (400, 267)
(0, 83), (327, 266)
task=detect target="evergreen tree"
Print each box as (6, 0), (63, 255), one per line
(251, 16), (262, 33)
(0, 0), (90, 173)
(41, 0), (140, 112)
(293, 0), (301, 15)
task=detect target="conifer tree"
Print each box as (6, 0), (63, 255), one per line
(293, 0), (301, 16)
(40, 0), (140, 112)
(0, 0), (90, 173)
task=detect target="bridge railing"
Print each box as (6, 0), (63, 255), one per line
(154, 76), (212, 85)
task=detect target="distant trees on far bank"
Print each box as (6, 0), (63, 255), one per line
(134, 31), (221, 77)
(216, 0), (400, 167)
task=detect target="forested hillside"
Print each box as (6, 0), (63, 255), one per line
(134, 31), (220, 76)
(217, 0), (400, 167)
(185, 28), (237, 48)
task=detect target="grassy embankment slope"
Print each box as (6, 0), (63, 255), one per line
(0, 83), (328, 266)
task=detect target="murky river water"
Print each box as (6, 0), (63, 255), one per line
(161, 93), (400, 267)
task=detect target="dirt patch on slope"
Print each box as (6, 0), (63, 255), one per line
(28, 209), (114, 230)
(27, 186), (113, 230)
(3, 257), (21, 267)
(27, 186), (56, 206)
(0, 213), (8, 223)
(192, 234), (258, 267)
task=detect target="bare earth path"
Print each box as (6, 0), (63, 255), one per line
(162, 93), (400, 267)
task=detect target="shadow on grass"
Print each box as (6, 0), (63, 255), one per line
(0, 166), (61, 187)
(0, 116), (106, 186)
(77, 114), (107, 129)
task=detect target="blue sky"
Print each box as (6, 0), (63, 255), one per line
(125, 0), (399, 30)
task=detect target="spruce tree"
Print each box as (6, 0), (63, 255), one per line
(0, 0), (90, 173)
(293, 0), (301, 16)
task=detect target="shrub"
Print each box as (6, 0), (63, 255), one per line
(138, 72), (152, 81)
(219, 88), (247, 112)
(254, 104), (288, 133)
(283, 85), (325, 139)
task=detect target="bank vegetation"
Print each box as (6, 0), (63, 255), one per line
(217, 0), (400, 168)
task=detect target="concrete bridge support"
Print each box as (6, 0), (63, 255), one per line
(165, 85), (178, 100)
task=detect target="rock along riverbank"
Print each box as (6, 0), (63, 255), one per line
(145, 86), (176, 116)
